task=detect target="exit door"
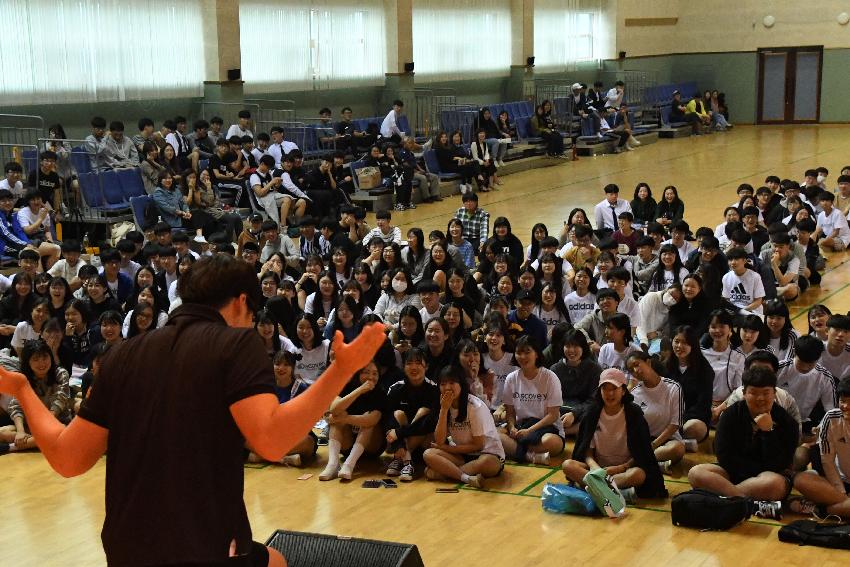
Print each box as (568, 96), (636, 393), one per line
(757, 46), (822, 124)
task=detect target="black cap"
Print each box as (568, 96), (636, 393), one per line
(516, 290), (535, 303)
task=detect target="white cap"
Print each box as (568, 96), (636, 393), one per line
(571, 82), (582, 90)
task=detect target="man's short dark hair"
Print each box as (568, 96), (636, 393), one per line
(138, 118), (154, 131)
(805, 169), (818, 178)
(24, 190), (42, 203)
(91, 116), (106, 128)
(227, 136), (242, 145)
(573, 224), (592, 239)
(376, 210), (391, 221)
(210, 116), (224, 125)
(603, 183), (619, 194)
(742, 366), (777, 389)
(215, 138), (229, 147)
(261, 220), (279, 233)
(159, 246), (177, 258)
(259, 155), (275, 168)
(461, 191), (479, 203)
(19, 248), (39, 262)
(615, 81), (625, 87)
(163, 120), (176, 130)
(596, 288), (620, 303)
(392, 99), (404, 107)
(109, 121), (124, 132)
(256, 132), (270, 142)
(172, 232), (190, 244)
(618, 211), (634, 221)
(238, 110), (251, 119)
(607, 266), (630, 283)
(745, 350), (780, 372)
(4, 161), (22, 174)
(770, 232), (791, 246)
(671, 219), (690, 233)
(700, 235), (720, 250)
(178, 254), (262, 311)
(126, 230), (144, 244)
(341, 106), (353, 113)
(154, 221), (172, 235)
(796, 219), (816, 233)
(270, 126), (283, 135)
(39, 151), (57, 162)
(755, 186), (772, 196)
(193, 119), (209, 131)
(116, 239), (135, 254)
(61, 239), (82, 253)
(100, 249), (121, 264)
(794, 334), (824, 363)
(319, 107), (332, 115)
(726, 247), (748, 260)
(827, 314), (850, 331)
(819, 191), (835, 202)
(765, 175), (781, 184)
(240, 135), (253, 144)
(417, 279), (441, 294)
(174, 116), (187, 125)
(645, 221), (664, 236)
(540, 236), (559, 249)
(637, 236), (655, 248)
(695, 226), (714, 239)
(737, 183), (753, 194)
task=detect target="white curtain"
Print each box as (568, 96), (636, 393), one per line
(240, 0), (386, 93)
(413, 0), (512, 83)
(534, 0), (607, 72)
(0, 0), (204, 105)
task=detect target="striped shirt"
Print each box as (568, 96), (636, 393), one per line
(818, 408), (850, 493)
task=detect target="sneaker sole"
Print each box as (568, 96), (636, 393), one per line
(399, 474), (413, 482)
(386, 470), (401, 477)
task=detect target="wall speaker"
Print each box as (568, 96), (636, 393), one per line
(404, 62), (415, 73)
(526, 56), (535, 67)
(227, 68), (241, 81)
(618, 51), (627, 59)
(266, 530), (425, 567)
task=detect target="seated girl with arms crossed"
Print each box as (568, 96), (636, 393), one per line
(423, 366), (505, 489)
(246, 350), (314, 467)
(320, 360), (386, 481)
(383, 348), (440, 482)
(626, 351), (686, 474)
(561, 368), (668, 503)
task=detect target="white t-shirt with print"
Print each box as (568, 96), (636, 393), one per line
(591, 408), (631, 467)
(722, 268), (766, 314)
(483, 351), (519, 411)
(565, 291), (596, 325)
(447, 395), (506, 459)
(502, 367), (564, 433)
(631, 378), (683, 439)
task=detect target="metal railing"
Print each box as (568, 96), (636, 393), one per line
(600, 69), (658, 115)
(196, 102), (261, 135)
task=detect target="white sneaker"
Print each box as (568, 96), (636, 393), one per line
(629, 136), (641, 146)
(531, 452), (550, 465)
(466, 474), (484, 489)
(499, 160), (506, 167)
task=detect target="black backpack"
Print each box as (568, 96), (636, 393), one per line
(779, 520), (850, 549)
(671, 489), (752, 530)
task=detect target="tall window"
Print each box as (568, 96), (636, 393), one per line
(240, 0), (386, 93)
(0, 0), (205, 105)
(534, 0), (606, 71)
(413, 0), (512, 83)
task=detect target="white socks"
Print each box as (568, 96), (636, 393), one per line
(342, 442), (365, 470)
(460, 473), (471, 484)
(326, 439), (341, 470)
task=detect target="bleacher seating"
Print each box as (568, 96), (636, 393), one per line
(129, 195), (153, 229)
(116, 168), (147, 200)
(422, 150), (460, 181)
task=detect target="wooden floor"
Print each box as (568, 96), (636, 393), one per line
(5, 125), (850, 566)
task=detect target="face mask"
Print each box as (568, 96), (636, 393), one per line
(392, 280), (407, 293)
(662, 291), (678, 307)
(817, 175), (826, 183)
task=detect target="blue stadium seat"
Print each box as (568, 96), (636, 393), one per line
(130, 195), (154, 229)
(22, 150), (37, 174)
(70, 146), (92, 175)
(397, 115), (410, 135)
(199, 159), (209, 173)
(423, 150), (460, 181)
(100, 170), (129, 207)
(117, 168), (146, 199)
(77, 173), (104, 208)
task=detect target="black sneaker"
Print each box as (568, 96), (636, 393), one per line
(753, 500), (783, 520)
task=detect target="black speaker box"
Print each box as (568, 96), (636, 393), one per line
(526, 56), (535, 67)
(404, 61), (415, 73)
(227, 68), (242, 81)
(266, 530), (425, 567)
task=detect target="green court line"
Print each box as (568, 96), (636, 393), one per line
(459, 485), (537, 498)
(518, 468), (561, 496)
(791, 281), (850, 321)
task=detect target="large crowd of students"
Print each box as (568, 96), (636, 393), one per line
(3, 98), (850, 524)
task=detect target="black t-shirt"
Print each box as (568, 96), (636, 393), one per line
(209, 153), (236, 181)
(27, 169), (61, 206)
(339, 377), (386, 416)
(78, 304), (275, 566)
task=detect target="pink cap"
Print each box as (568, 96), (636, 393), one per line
(599, 368), (627, 388)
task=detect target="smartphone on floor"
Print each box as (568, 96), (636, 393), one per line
(382, 478), (398, 488)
